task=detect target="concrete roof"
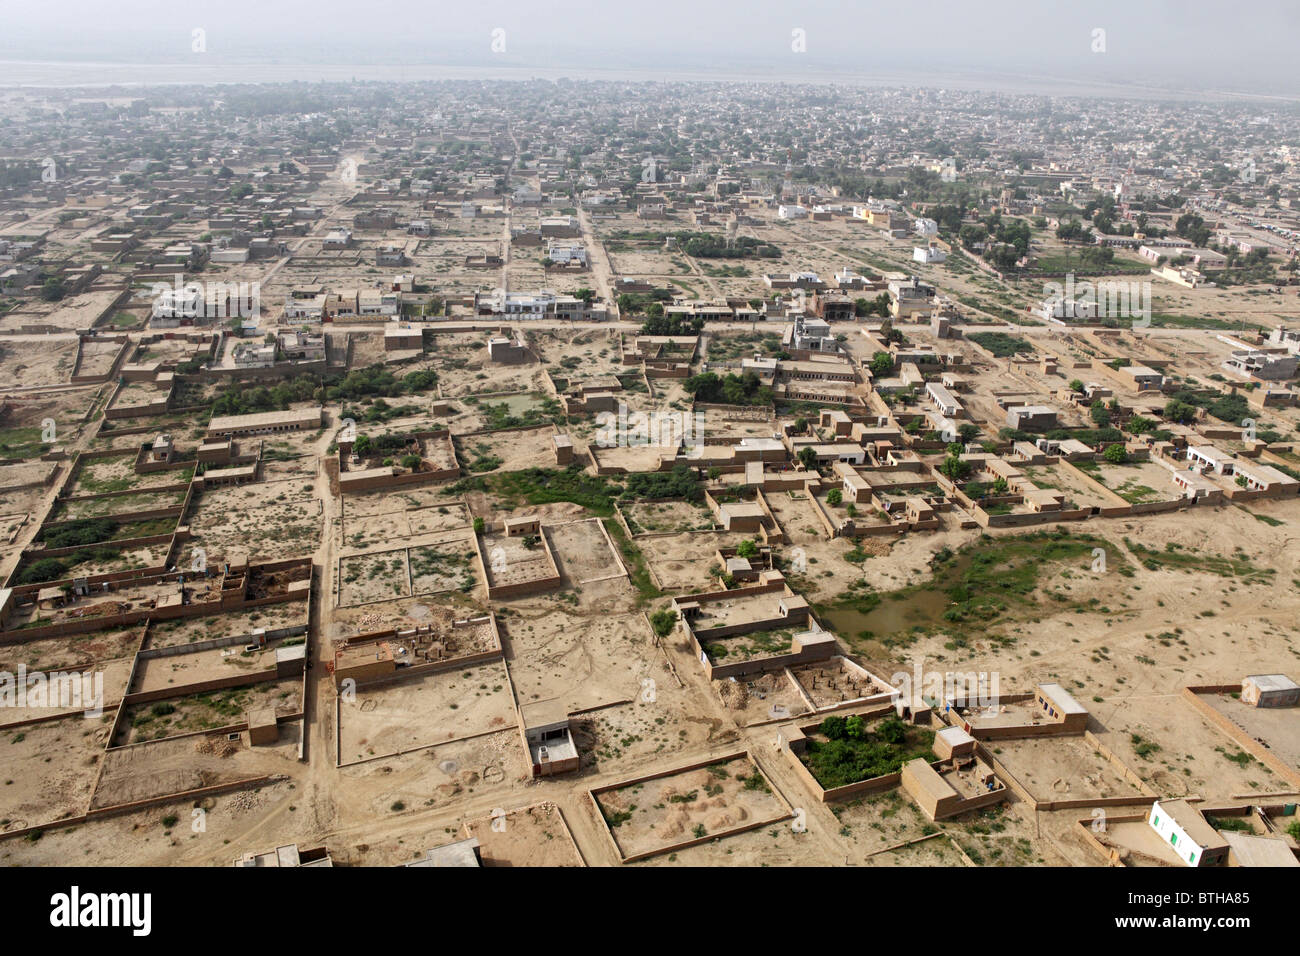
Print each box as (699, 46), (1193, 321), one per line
(1221, 830), (1300, 867)
(1038, 682), (1087, 716)
(1158, 799), (1228, 851)
(903, 758), (956, 801)
(1245, 674), (1299, 692)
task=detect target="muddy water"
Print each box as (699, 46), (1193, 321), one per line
(820, 552), (977, 651)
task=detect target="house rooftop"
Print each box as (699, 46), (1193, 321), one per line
(1038, 682), (1087, 716)
(1245, 674), (1299, 693)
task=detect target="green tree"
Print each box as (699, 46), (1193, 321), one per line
(939, 454), (971, 482)
(1164, 399), (1197, 424)
(649, 609), (677, 638)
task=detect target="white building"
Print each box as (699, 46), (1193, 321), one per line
(1148, 800), (1229, 867)
(1040, 297), (1099, 322)
(545, 240), (588, 267)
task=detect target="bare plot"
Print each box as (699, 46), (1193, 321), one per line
(593, 755), (789, 861)
(92, 721), (302, 809)
(0, 658), (131, 726)
(70, 453), (191, 496)
(0, 626), (139, 672)
(108, 381), (168, 414)
(1074, 459), (1182, 505)
(1199, 692), (1300, 778)
(588, 443), (666, 474)
(639, 531), (738, 591)
(764, 490), (824, 543)
(456, 425), (555, 474)
(0, 512), (30, 544)
(439, 361), (545, 399)
(55, 487), (187, 521)
(990, 736), (1146, 803)
(481, 531), (557, 591)
(114, 678), (302, 746)
(464, 803), (584, 866)
(338, 661), (515, 764)
(342, 501), (471, 550)
(867, 834), (973, 867)
(409, 537), (478, 595)
(622, 499), (715, 535)
(575, 690), (733, 776)
(502, 605), (652, 715)
(546, 519), (621, 584)
(0, 717), (105, 830)
(184, 481), (321, 561)
(129, 639), (294, 696)
(1096, 694), (1287, 799)
(335, 728), (529, 830)
(338, 548), (410, 606)
(259, 452), (319, 481)
(533, 330), (623, 379)
(0, 339), (79, 386)
(1021, 464), (1119, 510)
(145, 604), (306, 650)
(827, 788), (941, 859)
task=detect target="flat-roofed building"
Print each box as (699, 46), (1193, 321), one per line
(926, 381), (963, 418)
(1148, 800), (1229, 867)
(1221, 830), (1300, 867)
(519, 699), (579, 777)
(1234, 460), (1300, 496)
(207, 407), (323, 439)
(405, 837), (482, 868)
(384, 324), (423, 351)
(1119, 365), (1165, 391)
(1241, 674), (1300, 708)
(1035, 682), (1089, 732)
(1006, 405), (1058, 431)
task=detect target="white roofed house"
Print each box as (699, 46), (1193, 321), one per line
(322, 228), (352, 249)
(1232, 460), (1300, 497)
(1148, 800), (1229, 868)
(1186, 445), (1234, 476)
(925, 381), (963, 419)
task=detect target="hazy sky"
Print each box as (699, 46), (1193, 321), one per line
(3, 0), (1299, 96)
